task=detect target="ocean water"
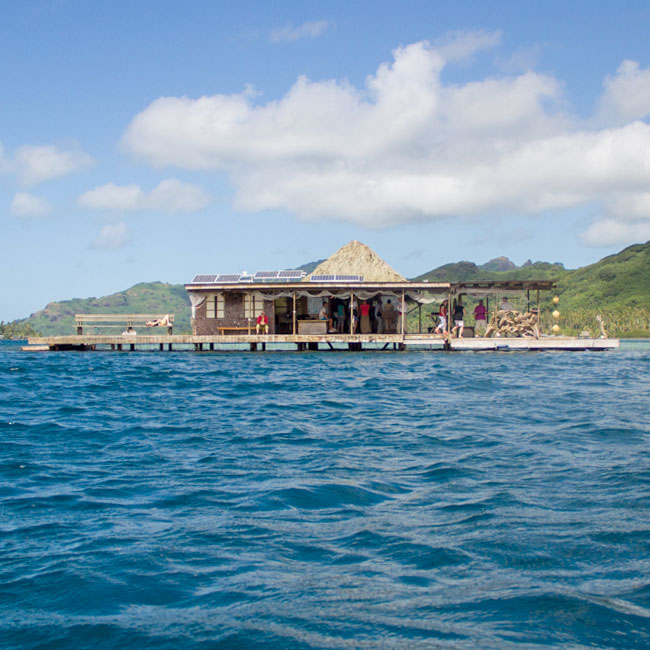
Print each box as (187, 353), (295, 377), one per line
(1, 340), (650, 649)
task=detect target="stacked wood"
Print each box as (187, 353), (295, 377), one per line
(485, 310), (540, 338)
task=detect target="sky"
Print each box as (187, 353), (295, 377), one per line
(2, 0), (650, 321)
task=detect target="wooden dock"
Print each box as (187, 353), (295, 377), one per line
(22, 333), (620, 352)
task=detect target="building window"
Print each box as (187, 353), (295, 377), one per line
(206, 294), (224, 319)
(243, 295), (264, 319)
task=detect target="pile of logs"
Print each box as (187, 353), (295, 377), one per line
(485, 310), (540, 338)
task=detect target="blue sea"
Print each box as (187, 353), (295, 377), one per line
(1, 340), (650, 649)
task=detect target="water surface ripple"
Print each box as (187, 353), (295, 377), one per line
(1, 341), (650, 648)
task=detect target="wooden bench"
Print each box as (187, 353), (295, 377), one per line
(218, 326), (252, 335)
(75, 314), (174, 335)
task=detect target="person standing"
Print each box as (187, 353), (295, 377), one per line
(360, 301), (371, 333)
(473, 299), (487, 336)
(434, 302), (447, 336)
(335, 302), (345, 332)
(451, 300), (465, 338)
(383, 299), (395, 333)
(375, 300), (383, 333)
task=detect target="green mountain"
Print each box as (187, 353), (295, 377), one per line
(5, 241), (650, 339)
(9, 282), (192, 337)
(412, 259), (568, 283)
(555, 242), (650, 309)
(294, 259), (325, 274)
(412, 242), (650, 337)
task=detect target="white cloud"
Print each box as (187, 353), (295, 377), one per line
(581, 191), (650, 247)
(14, 145), (93, 186)
(10, 192), (53, 218)
(0, 142), (11, 174)
(270, 20), (329, 43)
(90, 222), (129, 251)
(580, 219), (650, 247)
(597, 60), (650, 124)
(78, 179), (211, 213)
(121, 37), (650, 247)
(78, 183), (144, 211)
(435, 29), (501, 63)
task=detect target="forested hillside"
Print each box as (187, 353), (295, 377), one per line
(5, 243), (650, 338)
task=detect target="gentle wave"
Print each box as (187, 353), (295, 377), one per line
(1, 341), (650, 648)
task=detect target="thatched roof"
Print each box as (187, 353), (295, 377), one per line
(305, 241), (406, 282)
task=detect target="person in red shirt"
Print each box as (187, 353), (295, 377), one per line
(473, 299), (487, 336)
(256, 311), (269, 334)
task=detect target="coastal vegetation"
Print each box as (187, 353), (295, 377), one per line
(0, 321), (41, 340)
(9, 282), (191, 337)
(5, 241), (650, 338)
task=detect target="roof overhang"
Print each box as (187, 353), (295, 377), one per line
(453, 280), (557, 292)
(185, 281), (451, 293)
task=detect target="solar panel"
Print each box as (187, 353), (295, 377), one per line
(254, 271), (280, 280)
(192, 274), (218, 283)
(216, 274), (241, 283)
(278, 270), (305, 278)
(335, 274), (364, 282)
(310, 274), (364, 283)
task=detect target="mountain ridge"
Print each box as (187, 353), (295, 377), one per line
(3, 242), (649, 338)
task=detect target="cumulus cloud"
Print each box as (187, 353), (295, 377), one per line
(597, 60), (650, 124)
(581, 219), (650, 247)
(10, 192), (53, 218)
(121, 37), (650, 246)
(270, 20), (329, 43)
(581, 191), (650, 246)
(14, 145), (93, 186)
(90, 222), (129, 251)
(78, 179), (211, 213)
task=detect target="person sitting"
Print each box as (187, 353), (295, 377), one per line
(318, 301), (329, 321)
(499, 297), (514, 311)
(121, 326), (137, 336)
(256, 311), (269, 334)
(146, 314), (171, 327)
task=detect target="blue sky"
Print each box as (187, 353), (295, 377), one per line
(2, 0), (650, 321)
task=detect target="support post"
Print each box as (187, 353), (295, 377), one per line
(159, 343), (163, 351)
(401, 289), (405, 335)
(292, 292), (297, 335)
(350, 292), (355, 335)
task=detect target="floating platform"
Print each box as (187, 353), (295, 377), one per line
(23, 334), (620, 352)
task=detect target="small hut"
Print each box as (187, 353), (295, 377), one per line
(186, 241), (448, 336)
